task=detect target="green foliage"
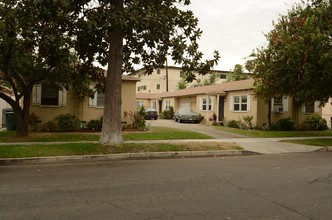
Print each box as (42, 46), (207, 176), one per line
(42, 121), (56, 132)
(243, 115), (254, 129)
(303, 114), (328, 131)
(275, 118), (295, 131)
(226, 64), (249, 82)
(246, 0), (332, 105)
(86, 119), (103, 131)
(28, 113), (40, 131)
(177, 79), (188, 90)
(226, 120), (240, 128)
(160, 107), (174, 119)
(202, 73), (217, 86)
(55, 114), (80, 131)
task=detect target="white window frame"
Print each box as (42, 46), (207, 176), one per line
(271, 96), (288, 113)
(303, 101), (319, 114)
(89, 90), (105, 108)
(32, 84), (67, 107)
(164, 100), (172, 110)
(200, 97), (213, 111)
(230, 95), (250, 112)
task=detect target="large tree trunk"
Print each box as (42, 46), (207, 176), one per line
(99, 0), (124, 145)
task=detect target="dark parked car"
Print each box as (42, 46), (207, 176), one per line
(144, 108), (158, 120)
(173, 108), (200, 123)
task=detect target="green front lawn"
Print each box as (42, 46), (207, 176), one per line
(0, 126), (212, 143)
(215, 126), (332, 138)
(283, 138), (332, 146)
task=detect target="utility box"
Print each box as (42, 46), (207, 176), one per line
(5, 109), (16, 131)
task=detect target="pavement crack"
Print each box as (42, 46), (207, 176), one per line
(226, 180), (315, 220)
(309, 172), (332, 184)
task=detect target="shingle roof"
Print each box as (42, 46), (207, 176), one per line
(122, 75), (140, 81)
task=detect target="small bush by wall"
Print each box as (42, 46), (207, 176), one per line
(55, 114), (80, 131)
(275, 117), (295, 131)
(86, 119), (102, 131)
(159, 107), (174, 119)
(303, 114), (328, 131)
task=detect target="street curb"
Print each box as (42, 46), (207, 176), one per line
(0, 150), (258, 166)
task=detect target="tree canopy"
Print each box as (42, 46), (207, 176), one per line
(226, 64), (249, 82)
(246, 0), (332, 106)
(73, 0), (220, 145)
(0, 0), (103, 136)
(1, 0), (219, 144)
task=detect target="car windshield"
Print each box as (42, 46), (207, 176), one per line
(179, 109), (195, 114)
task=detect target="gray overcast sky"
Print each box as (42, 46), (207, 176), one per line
(186, 0), (301, 71)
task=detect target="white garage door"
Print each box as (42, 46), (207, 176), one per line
(180, 103), (190, 109)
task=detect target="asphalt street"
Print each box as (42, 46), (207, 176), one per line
(1, 152), (332, 220)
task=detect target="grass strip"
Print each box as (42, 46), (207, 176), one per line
(0, 142), (241, 158)
(282, 138), (332, 146)
(215, 126), (332, 138)
(0, 127), (212, 143)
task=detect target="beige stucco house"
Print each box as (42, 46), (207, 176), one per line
(137, 78), (332, 128)
(30, 75), (139, 128)
(132, 66), (230, 94)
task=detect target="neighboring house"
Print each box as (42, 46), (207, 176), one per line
(137, 78), (331, 128)
(30, 75), (139, 128)
(131, 66), (230, 93)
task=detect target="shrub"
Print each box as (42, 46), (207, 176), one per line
(160, 106), (174, 119)
(303, 114), (328, 131)
(42, 121), (56, 132)
(275, 117), (295, 131)
(124, 107), (147, 131)
(226, 120), (240, 128)
(242, 115), (254, 129)
(86, 119), (102, 131)
(28, 113), (40, 131)
(55, 114), (80, 131)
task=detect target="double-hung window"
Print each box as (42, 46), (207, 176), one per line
(201, 97), (212, 111)
(231, 95), (249, 112)
(303, 102), (318, 114)
(89, 91), (105, 108)
(165, 100), (172, 110)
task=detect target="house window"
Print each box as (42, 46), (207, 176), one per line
(32, 84), (67, 107)
(231, 95), (249, 112)
(96, 93), (105, 107)
(138, 85), (147, 91)
(41, 85), (58, 106)
(272, 96), (288, 112)
(180, 71), (185, 78)
(304, 102), (316, 114)
(157, 84), (160, 90)
(165, 100), (172, 110)
(201, 97), (212, 111)
(136, 101), (144, 108)
(157, 69), (161, 74)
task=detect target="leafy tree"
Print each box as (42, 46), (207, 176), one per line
(226, 64), (249, 82)
(0, 1), (103, 136)
(202, 72), (217, 86)
(74, 0), (220, 145)
(246, 0), (332, 125)
(177, 78), (188, 90)
(0, 0), (73, 136)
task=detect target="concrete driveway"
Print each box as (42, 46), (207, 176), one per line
(149, 119), (247, 139)
(148, 119), (325, 154)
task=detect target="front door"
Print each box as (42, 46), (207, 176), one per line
(218, 96), (225, 121)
